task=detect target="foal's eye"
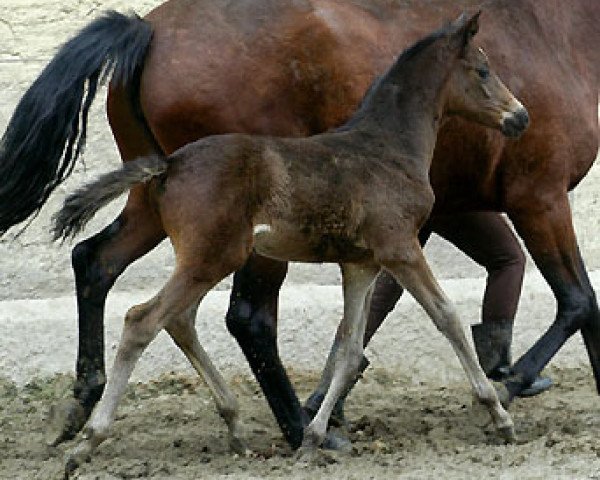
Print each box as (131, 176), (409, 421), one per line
(476, 68), (490, 80)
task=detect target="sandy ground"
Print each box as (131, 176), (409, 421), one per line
(2, 366), (600, 480)
(2, 266), (600, 479)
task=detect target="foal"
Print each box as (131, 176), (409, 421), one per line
(54, 13), (526, 470)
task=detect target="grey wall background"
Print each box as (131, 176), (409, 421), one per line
(0, 0), (598, 301)
(0, 1), (598, 386)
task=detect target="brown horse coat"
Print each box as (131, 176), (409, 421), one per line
(54, 17), (523, 469)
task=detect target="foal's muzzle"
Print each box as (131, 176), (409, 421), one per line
(501, 107), (529, 138)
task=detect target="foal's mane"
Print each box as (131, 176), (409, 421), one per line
(337, 22), (453, 131)
(392, 23), (452, 69)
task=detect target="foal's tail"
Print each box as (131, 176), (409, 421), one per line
(52, 155), (168, 242)
(0, 11), (153, 235)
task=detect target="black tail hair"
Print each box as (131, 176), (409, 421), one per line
(0, 10), (153, 235)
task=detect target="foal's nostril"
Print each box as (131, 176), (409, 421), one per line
(515, 107), (529, 129)
(501, 107), (529, 137)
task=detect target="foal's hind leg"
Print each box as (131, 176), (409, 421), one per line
(380, 243), (515, 442)
(166, 300), (250, 455)
(65, 269), (213, 475)
(49, 190), (166, 445)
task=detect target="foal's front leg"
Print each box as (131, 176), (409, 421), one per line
(380, 242), (515, 441)
(302, 262), (379, 450)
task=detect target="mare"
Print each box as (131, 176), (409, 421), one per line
(0, 0), (598, 448)
(52, 14), (522, 472)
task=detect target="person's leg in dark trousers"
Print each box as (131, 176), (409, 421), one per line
(426, 211), (551, 395)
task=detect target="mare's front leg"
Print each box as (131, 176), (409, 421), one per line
(225, 253), (307, 448)
(505, 194), (600, 399)
(380, 241), (515, 441)
(302, 263), (379, 450)
(48, 189), (166, 445)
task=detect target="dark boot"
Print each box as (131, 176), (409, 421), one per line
(471, 321), (552, 397)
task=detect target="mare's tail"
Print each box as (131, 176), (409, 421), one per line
(52, 155), (168, 242)
(0, 11), (153, 235)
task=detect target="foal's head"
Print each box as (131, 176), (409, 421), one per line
(445, 13), (529, 137)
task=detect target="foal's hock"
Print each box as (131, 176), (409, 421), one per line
(55, 13), (527, 474)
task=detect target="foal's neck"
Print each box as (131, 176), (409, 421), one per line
(343, 45), (453, 168)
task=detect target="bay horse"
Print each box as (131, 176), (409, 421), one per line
(53, 14), (522, 471)
(0, 0), (598, 449)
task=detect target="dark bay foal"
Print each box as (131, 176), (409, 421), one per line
(53, 14), (527, 471)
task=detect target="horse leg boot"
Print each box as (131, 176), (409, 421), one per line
(471, 321), (552, 397)
(166, 299), (250, 455)
(301, 263), (379, 451)
(382, 243), (515, 442)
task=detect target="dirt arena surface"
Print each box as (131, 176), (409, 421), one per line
(2, 367), (600, 480)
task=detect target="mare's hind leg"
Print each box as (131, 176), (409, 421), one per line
(505, 194), (600, 399)
(49, 189), (166, 445)
(65, 269), (214, 475)
(380, 242), (515, 441)
(226, 254), (308, 448)
(302, 263), (379, 450)
(166, 301), (250, 455)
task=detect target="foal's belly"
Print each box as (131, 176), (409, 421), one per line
(252, 224), (372, 263)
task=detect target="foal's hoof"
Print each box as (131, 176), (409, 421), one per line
(322, 428), (352, 454)
(228, 434), (252, 457)
(46, 398), (87, 446)
(498, 424), (517, 444)
(64, 450), (89, 479)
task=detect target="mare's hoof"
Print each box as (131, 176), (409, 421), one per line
(518, 375), (553, 397)
(64, 457), (79, 479)
(46, 398), (87, 446)
(322, 428), (352, 453)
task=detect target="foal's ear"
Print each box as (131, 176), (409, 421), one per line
(456, 11), (480, 39)
(449, 11), (480, 53)
(463, 11), (481, 40)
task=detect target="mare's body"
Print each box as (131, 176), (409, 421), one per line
(0, 0), (598, 447)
